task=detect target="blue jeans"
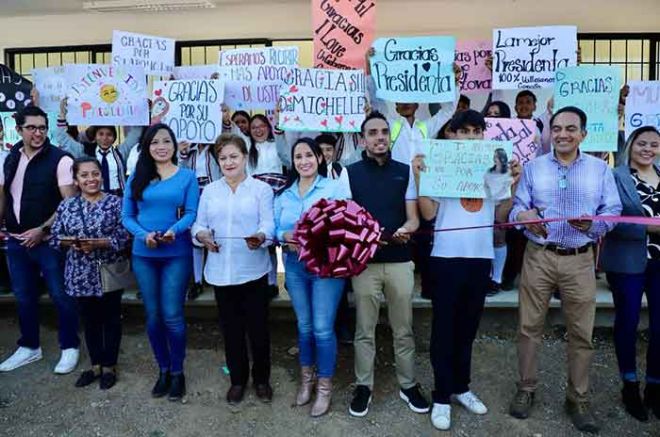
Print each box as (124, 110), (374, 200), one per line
(607, 259), (660, 383)
(285, 256), (344, 378)
(6, 238), (79, 349)
(132, 255), (191, 374)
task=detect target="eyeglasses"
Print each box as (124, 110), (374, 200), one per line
(21, 125), (48, 133)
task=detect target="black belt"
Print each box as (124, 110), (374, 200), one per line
(537, 242), (592, 256)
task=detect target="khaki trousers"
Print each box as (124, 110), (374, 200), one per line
(517, 242), (597, 402)
(352, 262), (416, 389)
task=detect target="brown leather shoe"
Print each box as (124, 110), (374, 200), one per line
(310, 377), (332, 417)
(565, 398), (600, 434)
(296, 366), (315, 406)
(255, 383), (273, 403)
(226, 385), (245, 405)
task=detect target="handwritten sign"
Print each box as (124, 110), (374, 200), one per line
(419, 139), (513, 199)
(370, 36), (456, 103)
(151, 79), (224, 144)
(0, 64), (32, 112)
(278, 68), (366, 132)
(312, 0), (375, 70)
(455, 40), (492, 94)
(485, 118), (538, 164)
(1, 111), (59, 150)
(112, 30), (175, 76)
(625, 81), (660, 138)
(65, 64), (149, 126)
(32, 66), (66, 113)
(172, 65), (218, 80)
(492, 26), (577, 90)
(218, 46), (298, 110)
(554, 65), (623, 152)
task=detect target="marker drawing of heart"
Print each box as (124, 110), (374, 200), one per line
(320, 119), (328, 127)
(422, 62), (431, 72)
(154, 89), (162, 97)
(319, 101), (327, 108)
(349, 120), (356, 127)
(283, 116), (290, 123)
(289, 85), (299, 93)
(334, 115), (343, 124)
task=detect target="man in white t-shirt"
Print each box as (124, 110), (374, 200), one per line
(412, 110), (520, 431)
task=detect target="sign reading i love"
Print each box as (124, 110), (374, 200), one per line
(278, 67), (366, 133)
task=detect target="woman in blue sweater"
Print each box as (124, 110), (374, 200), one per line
(122, 123), (199, 402)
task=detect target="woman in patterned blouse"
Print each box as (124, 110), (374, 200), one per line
(601, 126), (660, 421)
(51, 157), (130, 390)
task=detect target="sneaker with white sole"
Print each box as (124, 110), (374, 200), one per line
(54, 348), (79, 374)
(0, 347), (42, 372)
(399, 384), (430, 413)
(452, 391), (488, 415)
(431, 403), (451, 430)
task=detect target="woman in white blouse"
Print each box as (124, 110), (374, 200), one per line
(192, 133), (275, 406)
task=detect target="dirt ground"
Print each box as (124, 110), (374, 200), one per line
(0, 307), (658, 437)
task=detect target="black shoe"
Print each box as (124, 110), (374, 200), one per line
(500, 279), (515, 291)
(565, 398), (600, 434)
(487, 280), (501, 297)
(168, 373), (186, 401)
(227, 385), (245, 405)
(399, 384), (430, 413)
(509, 389), (534, 419)
(151, 371), (171, 398)
(75, 370), (100, 388)
(349, 385), (372, 417)
(644, 382), (660, 418)
(99, 371), (117, 390)
(187, 283), (203, 301)
(622, 381), (648, 421)
(255, 383), (273, 403)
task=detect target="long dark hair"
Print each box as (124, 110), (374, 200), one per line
(280, 137), (327, 193)
(130, 123), (178, 201)
(248, 114), (275, 170)
(489, 148), (509, 174)
(623, 126), (660, 166)
(485, 101), (512, 119)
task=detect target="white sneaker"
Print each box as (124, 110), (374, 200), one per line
(452, 391), (488, 415)
(0, 346), (43, 372)
(53, 348), (79, 374)
(431, 403), (451, 430)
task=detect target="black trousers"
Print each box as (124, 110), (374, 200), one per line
(77, 290), (123, 367)
(214, 275), (270, 386)
(429, 257), (490, 404)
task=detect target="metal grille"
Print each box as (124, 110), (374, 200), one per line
(577, 33), (660, 81)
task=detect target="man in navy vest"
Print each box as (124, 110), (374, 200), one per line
(0, 105), (79, 373)
(346, 111), (429, 417)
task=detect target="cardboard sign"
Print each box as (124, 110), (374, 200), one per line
(172, 65), (218, 80)
(278, 68), (366, 132)
(625, 81), (660, 138)
(492, 26), (577, 90)
(151, 79), (224, 144)
(554, 65), (623, 152)
(419, 139), (513, 199)
(0, 64), (32, 112)
(370, 36), (456, 103)
(312, 0), (375, 70)
(218, 46), (298, 110)
(485, 117), (539, 164)
(112, 30), (175, 76)
(1, 111), (59, 150)
(455, 40), (492, 94)
(32, 66), (66, 113)
(65, 64), (149, 126)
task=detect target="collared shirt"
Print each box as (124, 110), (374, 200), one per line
(96, 148), (121, 191)
(274, 175), (349, 242)
(510, 151), (622, 248)
(0, 147), (73, 222)
(367, 76), (458, 165)
(191, 176), (274, 286)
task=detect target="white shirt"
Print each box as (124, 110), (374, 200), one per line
(431, 197), (495, 259)
(191, 176), (275, 286)
(96, 148), (121, 190)
(126, 144), (140, 176)
(248, 140), (284, 175)
(195, 145), (209, 178)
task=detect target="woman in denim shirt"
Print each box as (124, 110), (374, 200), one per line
(274, 137), (349, 417)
